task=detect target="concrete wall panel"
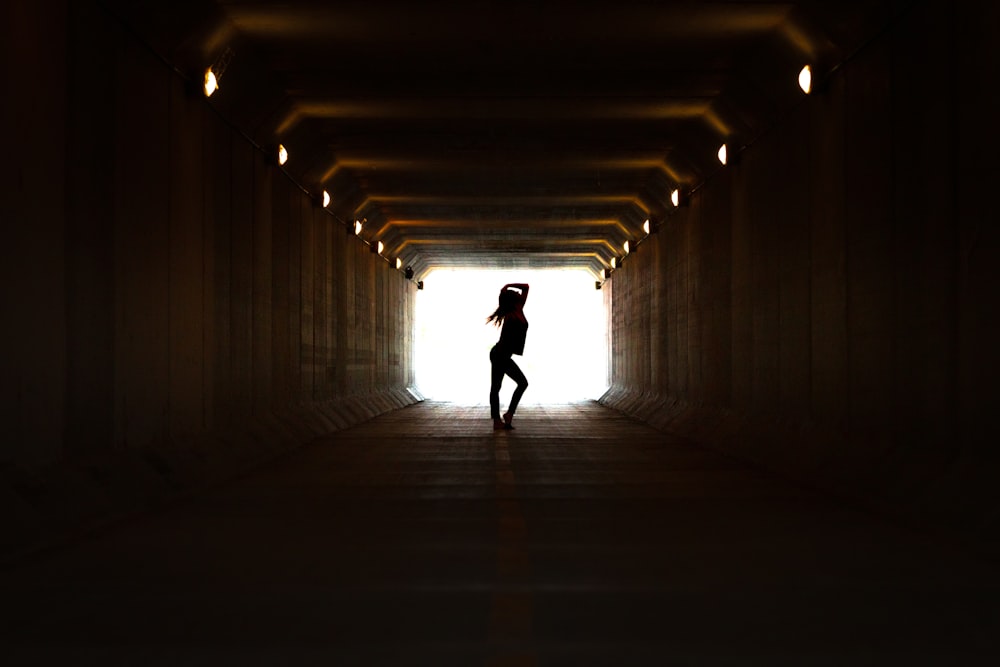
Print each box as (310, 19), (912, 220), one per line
(168, 75), (206, 438)
(230, 140), (255, 423)
(300, 201), (315, 401)
(955, 1), (1000, 463)
(206, 111), (233, 430)
(269, 176), (291, 410)
(1, 0), (69, 463)
(114, 41), (171, 450)
(286, 185), (303, 407)
(251, 154), (274, 414)
(808, 75), (849, 429)
(775, 111), (812, 417)
(65, 1), (117, 455)
(844, 40), (895, 436)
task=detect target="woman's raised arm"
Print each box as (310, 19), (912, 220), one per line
(504, 283), (529, 305)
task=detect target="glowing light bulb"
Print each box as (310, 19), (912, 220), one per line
(396, 258), (402, 270)
(671, 189), (680, 207)
(718, 143), (728, 165)
(322, 190), (331, 208)
(611, 257), (617, 269)
(377, 241), (384, 255)
(623, 240), (630, 254)
(643, 219), (650, 235)
(203, 68), (219, 97)
(277, 144), (288, 165)
(354, 220), (363, 235)
(798, 65), (813, 94)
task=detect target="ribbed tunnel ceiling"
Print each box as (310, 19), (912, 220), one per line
(117, 1), (894, 279)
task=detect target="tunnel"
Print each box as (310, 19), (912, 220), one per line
(2, 0), (999, 662)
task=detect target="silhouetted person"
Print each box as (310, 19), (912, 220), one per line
(486, 283), (529, 430)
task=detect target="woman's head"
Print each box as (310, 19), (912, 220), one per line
(487, 288), (520, 326)
(498, 288), (519, 311)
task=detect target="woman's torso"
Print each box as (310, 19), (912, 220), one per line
(498, 311), (528, 355)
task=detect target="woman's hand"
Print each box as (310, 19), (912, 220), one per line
(503, 283), (529, 304)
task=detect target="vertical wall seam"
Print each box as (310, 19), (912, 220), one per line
(947, 0), (961, 462)
(843, 60), (852, 434)
(165, 66), (172, 443)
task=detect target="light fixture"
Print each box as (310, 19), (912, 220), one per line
(671, 189), (680, 207)
(202, 47), (233, 99)
(405, 266), (414, 280)
(377, 241), (384, 255)
(603, 268), (612, 279)
(611, 257), (617, 269)
(595, 281), (602, 290)
(277, 144), (288, 166)
(396, 258), (402, 270)
(798, 65), (813, 94)
(717, 144), (728, 166)
(643, 219), (650, 235)
(623, 240), (630, 254)
(203, 68), (219, 97)
(354, 220), (363, 236)
(322, 190), (331, 208)
(417, 281), (424, 290)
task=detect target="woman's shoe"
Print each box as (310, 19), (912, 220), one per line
(493, 418), (506, 430)
(502, 412), (514, 429)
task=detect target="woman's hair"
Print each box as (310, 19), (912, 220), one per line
(486, 288), (519, 326)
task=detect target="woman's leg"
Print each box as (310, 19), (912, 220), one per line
(489, 346), (505, 420)
(503, 357), (529, 419)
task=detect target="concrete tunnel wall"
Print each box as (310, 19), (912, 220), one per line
(601, 0), (1000, 542)
(1, 1), (420, 556)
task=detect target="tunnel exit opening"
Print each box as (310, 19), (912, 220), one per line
(414, 269), (608, 404)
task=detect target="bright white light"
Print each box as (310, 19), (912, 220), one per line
(354, 220), (363, 235)
(643, 219), (650, 235)
(414, 269), (608, 403)
(718, 143), (728, 165)
(377, 241), (384, 255)
(277, 144), (288, 165)
(203, 68), (218, 97)
(322, 189), (331, 207)
(671, 189), (680, 207)
(396, 257), (403, 270)
(798, 65), (813, 94)
(623, 240), (630, 254)
(611, 257), (617, 269)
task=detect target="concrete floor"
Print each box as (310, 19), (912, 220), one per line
(1, 401), (997, 665)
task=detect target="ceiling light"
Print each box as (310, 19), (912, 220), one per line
(623, 240), (630, 254)
(718, 143), (728, 166)
(611, 257), (617, 269)
(396, 258), (402, 270)
(643, 219), (650, 235)
(798, 65), (813, 94)
(203, 68), (218, 97)
(671, 189), (680, 207)
(354, 220), (363, 235)
(322, 190), (331, 208)
(277, 144), (288, 165)
(377, 241), (384, 255)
